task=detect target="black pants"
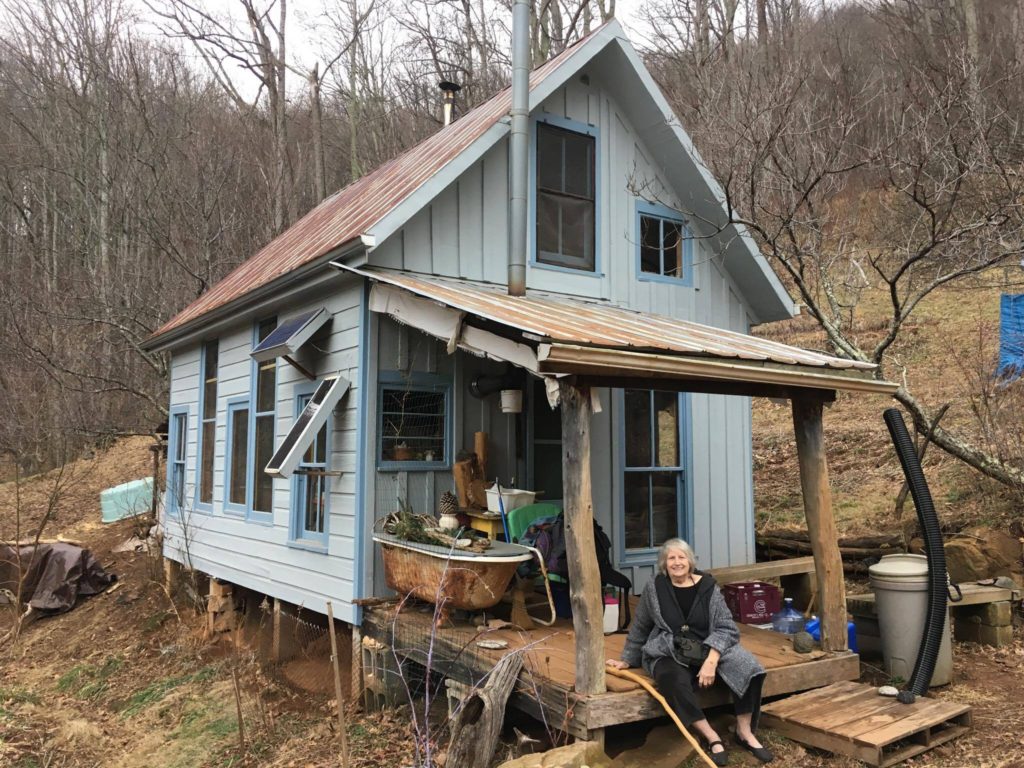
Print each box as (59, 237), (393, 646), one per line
(653, 657), (763, 726)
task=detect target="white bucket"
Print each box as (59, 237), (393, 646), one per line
(868, 554), (952, 686)
(500, 389), (523, 413)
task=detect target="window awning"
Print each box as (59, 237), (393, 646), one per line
(334, 265), (898, 397)
(251, 308), (330, 363)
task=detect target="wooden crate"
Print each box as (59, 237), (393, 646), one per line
(761, 680), (972, 767)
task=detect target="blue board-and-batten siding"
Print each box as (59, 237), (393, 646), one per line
(162, 276), (364, 623)
(367, 77), (756, 589)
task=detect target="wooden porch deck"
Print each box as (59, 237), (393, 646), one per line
(361, 603), (860, 738)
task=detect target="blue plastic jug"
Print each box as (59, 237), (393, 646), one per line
(805, 616), (859, 652)
(770, 598), (806, 634)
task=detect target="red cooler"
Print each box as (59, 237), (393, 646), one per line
(722, 581), (781, 624)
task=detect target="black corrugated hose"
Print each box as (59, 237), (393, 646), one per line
(883, 408), (949, 701)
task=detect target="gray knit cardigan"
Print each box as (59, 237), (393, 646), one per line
(620, 574), (765, 702)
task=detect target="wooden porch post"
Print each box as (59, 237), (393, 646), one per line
(559, 380), (607, 695)
(791, 395), (848, 652)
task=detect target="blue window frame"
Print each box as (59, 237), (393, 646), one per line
(166, 407), (189, 517)
(248, 317), (277, 522)
(196, 340), (218, 511)
(377, 372), (451, 471)
(619, 389), (690, 563)
(636, 200), (694, 286)
(291, 389), (330, 549)
(224, 397), (250, 515)
(531, 113), (600, 274)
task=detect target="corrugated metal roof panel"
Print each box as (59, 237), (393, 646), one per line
(345, 266), (878, 372)
(149, 25), (610, 342)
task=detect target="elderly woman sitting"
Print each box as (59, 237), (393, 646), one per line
(606, 539), (773, 766)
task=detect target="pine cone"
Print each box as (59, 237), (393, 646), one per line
(439, 491), (459, 516)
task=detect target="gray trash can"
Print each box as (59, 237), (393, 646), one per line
(868, 554), (952, 687)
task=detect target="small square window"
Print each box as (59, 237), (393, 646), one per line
(638, 210), (691, 284)
(379, 383), (449, 466)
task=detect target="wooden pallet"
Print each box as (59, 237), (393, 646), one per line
(760, 681), (972, 767)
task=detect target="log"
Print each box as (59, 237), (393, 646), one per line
(757, 537), (900, 560)
(474, 431), (488, 479)
(446, 653), (524, 768)
(560, 380), (605, 696)
(759, 530), (903, 549)
(792, 396), (847, 652)
(453, 459), (474, 508)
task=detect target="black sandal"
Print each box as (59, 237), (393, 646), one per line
(706, 739), (729, 767)
(734, 733), (774, 763)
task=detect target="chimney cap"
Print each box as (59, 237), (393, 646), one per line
(438, 80), (462, 93)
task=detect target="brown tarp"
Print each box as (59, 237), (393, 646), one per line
(0, 543), (116, 613)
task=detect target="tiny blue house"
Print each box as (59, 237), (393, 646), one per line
(144, 20), (890, 631)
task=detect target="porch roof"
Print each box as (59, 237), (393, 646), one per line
(337, 266), (898, 397)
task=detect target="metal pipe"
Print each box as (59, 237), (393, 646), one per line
(508, 0), (529, 297)
(439, 80), (461, 126)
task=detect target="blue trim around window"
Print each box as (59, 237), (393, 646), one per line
(166, 406), (189, 518)
(194, 341), (216, 514)
(616, 390), (692, 567)
(529, 112), (603, 276)
(289, 384), (331, 551)
(247, 318), (277, 525)
(376, 371), (452, 471)
(353, 285), (371, 622)
(635, 198), (695, 287)
(223, 397), (250, 516)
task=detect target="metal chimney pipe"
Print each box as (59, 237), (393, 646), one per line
(439, 80), (461, 126)
(508, 0), (529, 297)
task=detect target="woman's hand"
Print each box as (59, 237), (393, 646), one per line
(697, 658), (718, 687)
(605, 659), (629, 670)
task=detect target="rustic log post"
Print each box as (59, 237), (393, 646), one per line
(272, 598), (281, 664)
(326, 602), (351, 768)
(559, 380), (606, 695)
(792, 395), (847, 652)
(446, 653), (524, 768)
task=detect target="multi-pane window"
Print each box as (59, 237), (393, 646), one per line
(168, 411), (187, 515)
(225, 400), (249, 510)
(639, 212), (690, 282)
(198, 340), (218, 506)
(536, 122), (596, 271)
(251, 317), (277, 517)
(623, 390), (685, 552)
(379, 377), (449, 467)
(294, 393), (329, 543)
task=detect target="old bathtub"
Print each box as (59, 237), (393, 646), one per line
(372, 533), (533, 611)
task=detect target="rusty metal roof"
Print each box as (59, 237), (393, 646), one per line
(343, 266), (879, 373)
(149, 25), (612, 344)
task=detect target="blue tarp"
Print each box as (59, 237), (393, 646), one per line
(998, 294), (1024, 379)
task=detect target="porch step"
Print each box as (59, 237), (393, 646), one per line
(761, 680), (972, 767)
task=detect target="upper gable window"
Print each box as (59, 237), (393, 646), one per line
(637, 202), (693, 286)
(536, 122), (596, 271)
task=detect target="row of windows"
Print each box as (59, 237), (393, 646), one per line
(166, 319), (329, 549)
(535, 120), (694, 284)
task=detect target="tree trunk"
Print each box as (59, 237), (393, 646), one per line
(309, 64), (326, 203)
(446, 653), (524, 768)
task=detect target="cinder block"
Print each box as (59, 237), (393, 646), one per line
(209, 579), (233, 598)
(206, 595), (234, 613)
(954, 621), (1014, 646)
(954, 601), (1012, 627)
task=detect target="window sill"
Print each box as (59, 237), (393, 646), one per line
(288, 538), (329, 554)
(245, 512), (275, 527)
(223, 504), (247, 517)
(377, 460), (451, 472)
(530, 260), (603, 278)
(638, 273), (694, 288)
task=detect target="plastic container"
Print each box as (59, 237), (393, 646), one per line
(869, 553), (952, 687)
(486, 486), (537, 513)
(771, 597), (806, 634)
(603, 593), (619, 634)
(100, 477), (154, 523)
(722, 581), (781, 624)
(805, 616), (859, 653)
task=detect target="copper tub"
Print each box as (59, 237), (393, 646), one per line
(372, 533), (533, 611)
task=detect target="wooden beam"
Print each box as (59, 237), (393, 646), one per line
(792, 397), (847, 652)
(708, 556), (817, 584)
(574, 375), (837, 403)
(559, 380), (606, 696)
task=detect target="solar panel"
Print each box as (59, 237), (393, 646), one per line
(250, 308), (330, 362)
(264, 374), (351, 479)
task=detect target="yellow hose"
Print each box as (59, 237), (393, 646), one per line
(605, 666), (718, 768)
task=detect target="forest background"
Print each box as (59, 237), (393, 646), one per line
(1, 0), (1023, 513)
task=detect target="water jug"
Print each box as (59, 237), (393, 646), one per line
(770, 597), (805, 634)
(603, 592), (619, 634)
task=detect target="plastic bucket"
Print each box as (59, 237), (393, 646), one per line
(868, 554), (952, 686)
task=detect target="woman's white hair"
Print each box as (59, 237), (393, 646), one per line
(656, 538), (698, 576)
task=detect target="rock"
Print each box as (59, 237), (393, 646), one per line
(908, 537), (925, 555)
(878, 685), (899, 697)
(944, 537), (1015, 584)
(498, 742), (610, 768)
(792, 631), (816, 654)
